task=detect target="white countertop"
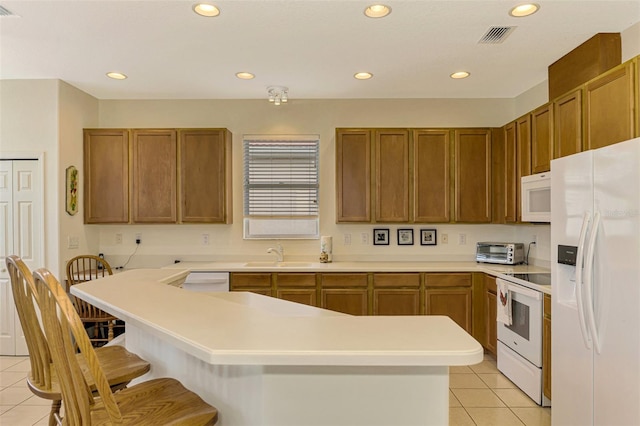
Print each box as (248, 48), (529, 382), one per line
(162, 260), (549, 275)
(71, 269), (484, 367)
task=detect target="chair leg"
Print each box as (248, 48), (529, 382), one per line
(48, 399), (61, 426)
(107, 321), (114, 341)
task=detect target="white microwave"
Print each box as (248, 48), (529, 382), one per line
(521, 172), (551, 222)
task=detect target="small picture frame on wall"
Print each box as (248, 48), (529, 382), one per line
(397, 229), (414, 245)
(65, 165), (79, 216)
(373, 228), (390, 245)
(420, 229), (437, 246)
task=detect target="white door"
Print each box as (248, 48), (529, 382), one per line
(0, 159), (42, 356)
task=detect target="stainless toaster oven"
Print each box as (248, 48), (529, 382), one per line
(476, 242), (524, 265)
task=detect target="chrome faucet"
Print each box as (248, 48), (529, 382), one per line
(267, 243), (284, 262)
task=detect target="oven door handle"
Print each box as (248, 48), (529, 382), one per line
(506, 282), (542, 300)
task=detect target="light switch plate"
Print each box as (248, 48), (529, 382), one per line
(67, 236), (79, 249)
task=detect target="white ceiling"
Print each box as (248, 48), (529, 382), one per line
(1, 1), (639, 100)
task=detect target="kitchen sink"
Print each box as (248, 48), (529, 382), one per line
(243, 261), (314, 268)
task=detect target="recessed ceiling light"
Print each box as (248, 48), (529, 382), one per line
(450, 71), (470, 79)
(354, 72), (373, 80)
(236, 72), (255, 80)
(509, 3), (539, 17)
(364, 4), (391, 18)
(106, 72), (127, 80)
(193, 3), (220, 17)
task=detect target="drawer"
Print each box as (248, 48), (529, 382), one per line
(425, 273), (472, 288)
(320, 273), (368, 288)
(231, 273), (271, 288)
(275, 273), (317, 288)
(373, 273), (420, 288)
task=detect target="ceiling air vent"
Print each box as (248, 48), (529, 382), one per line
(478, 26), (516, 44)
(0, 5), (15, 16)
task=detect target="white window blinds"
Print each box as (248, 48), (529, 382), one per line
(243, 135), (319, 239)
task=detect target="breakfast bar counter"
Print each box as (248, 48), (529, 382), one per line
(72, 268), (484, 425)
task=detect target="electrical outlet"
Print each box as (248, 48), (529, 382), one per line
(135, 233), (142, 244)
(532, 234), (537, 244)
(115, 233), (123, 244)
(344, 233), (352, 245)
(458, 233), (467, 245)
(67, 236), (79, 249)
(441, 233), (449, 244)
(202, 233), (210, 245)
(361, 232), (369, 245)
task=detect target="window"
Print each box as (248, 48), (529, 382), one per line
(243, 135), (319, 239)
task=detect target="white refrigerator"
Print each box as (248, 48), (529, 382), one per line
(551, 137), (640, 425)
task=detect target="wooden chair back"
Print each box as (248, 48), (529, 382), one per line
(34, 268), (124, 425)
(6, 255), (54, 393)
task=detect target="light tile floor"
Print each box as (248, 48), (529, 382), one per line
(1, 353), (550, 425)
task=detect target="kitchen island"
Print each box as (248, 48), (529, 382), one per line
(72, 268), (484, 426)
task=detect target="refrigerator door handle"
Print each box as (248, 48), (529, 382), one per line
(575, 211), (592, 349)
(584, 210), (602, 354)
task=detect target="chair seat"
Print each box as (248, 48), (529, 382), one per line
(26, 345), (150, 400)
(90, 377), (219, 426)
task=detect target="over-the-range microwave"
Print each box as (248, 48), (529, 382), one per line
(521, 172), (551, 223)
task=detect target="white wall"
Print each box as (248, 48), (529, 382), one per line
(622, 21), (640, 61)
(0, 80), (60, 276)
(58, 81), (99, 276)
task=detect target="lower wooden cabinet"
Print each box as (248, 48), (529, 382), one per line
(373, 273), (421, 315)
(425, 273), (472, 333)
(230, 273), (273, 296)
(275, 273), (317, 307)
(484, 275), (498, 356)
(543, 294), (552, 400)
(320, 273), (368, 315)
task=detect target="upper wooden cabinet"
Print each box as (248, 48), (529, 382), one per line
(84, 128), (232, 224)
(179, 129), (232, 223)
(132, 129), (178, 223)
(554, 89), (583, 159)
(375, 130), (410, 222)
(413, 129), (450, 222)
(491, 128), (506, 225)
(585, 62), (635, 150)
(504, 122), (517, 223)
(531, 103), (554, 174)
(336, 129), (371, 223)
(454, 129), (491, 223)
(83, 129), (130, 224)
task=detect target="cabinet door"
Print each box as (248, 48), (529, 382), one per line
(375, 130), (410, 222)
(504, 122), (517, 223)
(277, 289), (317, 307)
(413, 129), (450, 222)
(585, 62), (635, 150)
(83, 129), (130, 223)
(485, 275), (498, 356)
(554, 89), (583, 158)
(531, 103), (553, 174)
(516, 114), (532, 222)
(321, 289), (368, 315)
(179, 129), (232, 223)
(336, 130), (371, 222)
(132, 129), (177, 223)
(425, 288), (472, 333)
(320, 273), (368, 315)
(373, 290), (420, 315)
(454, 129), (491, 223)
(491, 128), (506, 224)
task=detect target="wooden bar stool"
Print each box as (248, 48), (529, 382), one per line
(66, 255), (120, 345)
(6, 255), (151, 426)
(33, 267), (219, 425)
